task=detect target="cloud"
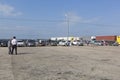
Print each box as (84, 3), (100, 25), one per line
(0, 3), (22, 16)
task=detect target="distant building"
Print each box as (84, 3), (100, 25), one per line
(50, 37), (80, 41)
(81, 36), (91, 41)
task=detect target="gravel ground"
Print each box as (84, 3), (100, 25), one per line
(0, 46), (120, 80)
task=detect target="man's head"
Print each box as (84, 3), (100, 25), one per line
(13, 36), (16, 39)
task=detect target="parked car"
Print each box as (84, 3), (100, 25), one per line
(66, 41), (72, 46)
(91, 40), (103, 46)
(58, 40), (71, 46)
(0, 40), (8, 47)
(112, 42), (119, 46)
(17, 40), (25, 47)
(38, 40), (47, 46)
(58, 41), (66, 46)
(26, 40), (36, 47)
(50, 40), (57, 46)
(78, 41), (84, 46)
(72, 40), (83, 46)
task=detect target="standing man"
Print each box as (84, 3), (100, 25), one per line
(8, 39), (12, 54)
(11, 36), (17, 55)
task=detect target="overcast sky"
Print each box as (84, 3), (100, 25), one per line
(0, 0), (120, 39)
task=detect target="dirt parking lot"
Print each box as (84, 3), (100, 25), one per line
(0, 46), (120, 80)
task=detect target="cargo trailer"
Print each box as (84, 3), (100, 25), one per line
(96, 36), (116, 41)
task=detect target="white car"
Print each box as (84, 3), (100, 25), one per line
(58, 41), (66, 46)
(72, 41), (83, 46)
(17, 40), (25, 47)
(72, 41), (78, 45)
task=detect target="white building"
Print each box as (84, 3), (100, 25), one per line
(51, 37), (80, 41)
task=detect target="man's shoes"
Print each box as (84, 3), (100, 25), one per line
(8, 52), (11, 55)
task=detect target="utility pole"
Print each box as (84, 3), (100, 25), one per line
(65, 14), (69, 43)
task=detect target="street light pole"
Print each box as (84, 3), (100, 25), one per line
(65, 14), (69, 42)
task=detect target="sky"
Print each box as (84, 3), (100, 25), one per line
(0, 0), (120, 39)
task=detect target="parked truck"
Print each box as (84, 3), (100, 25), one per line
(116, 36), (120, 45)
